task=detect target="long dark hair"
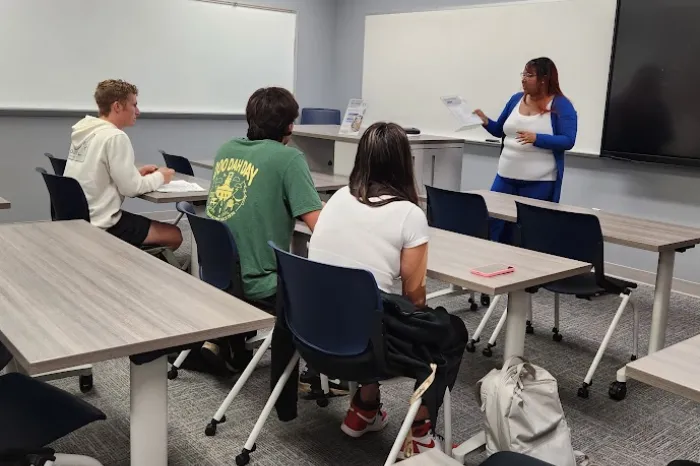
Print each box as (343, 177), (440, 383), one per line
(348, 122), (419, 207)
(525, 57), (564, 113)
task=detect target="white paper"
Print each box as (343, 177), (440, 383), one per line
(156, 179), (206, 193)
(441, 95), (483, 131)
(339, 98), (368, 135)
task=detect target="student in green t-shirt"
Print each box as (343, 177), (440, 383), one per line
(200, 87), (323, 373)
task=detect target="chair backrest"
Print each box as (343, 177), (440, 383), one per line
(160, 150), (194, 176)
(176, 202), (244, 295)
(270, 242), (383, 357)
(516, 202), (603, 276)
(425, 185), (490, 240)
(44, 152), (67, 176)
(36, 168), (90, 222)
(300, 108), (342, 125)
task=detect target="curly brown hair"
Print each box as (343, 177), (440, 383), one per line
(94, 79), (138, 116)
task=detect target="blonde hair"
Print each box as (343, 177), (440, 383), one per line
(94, 79), (138, 116)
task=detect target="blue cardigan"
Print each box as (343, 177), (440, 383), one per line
(484, 92), (577, 203)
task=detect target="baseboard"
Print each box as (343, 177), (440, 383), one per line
(605, 262), (700, 298)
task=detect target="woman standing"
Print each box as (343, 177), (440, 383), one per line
(474, 57), (577, 243)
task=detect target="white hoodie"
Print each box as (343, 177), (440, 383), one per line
(64, 116), (164, 229)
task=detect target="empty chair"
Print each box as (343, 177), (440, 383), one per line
(35, 167), (182, 269)
(480, 452), (555, 466)
(0, 371), (106, 466)
(424, 185), (504, 351)
(234, 243), (453, 466)
(44, 152), (67, 176)
(159, 149), (203, 232)
(515, 202), (638, 400)
(169, 202), (272, 438)
(160, 149), (195, 176)
(300, 108), (342, 125)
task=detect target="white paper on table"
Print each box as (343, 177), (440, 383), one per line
(441, 95), (484, 131)
(156, 179), (206, 193)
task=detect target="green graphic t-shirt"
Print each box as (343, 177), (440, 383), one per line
(206, 138), (322, 300)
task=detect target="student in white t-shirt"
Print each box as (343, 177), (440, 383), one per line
(308, 122), (467, 459)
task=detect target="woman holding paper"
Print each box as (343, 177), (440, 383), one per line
(473, 57), (577, 243)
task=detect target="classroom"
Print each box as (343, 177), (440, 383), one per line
(0, 0), (699, 465)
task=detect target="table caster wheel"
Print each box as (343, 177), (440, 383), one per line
(482, 346), (493, 357)
(79, 374), (93, 393)
(466, 340), (476, 353)
(205, 416), (225, 436)
(167, 368), (178, 380)
(526, 321), (534, 334)
(553, 333), (563, 342)
(469, 301), (479, 312)
(609, 381), (627, 401)
(480, 294), (490, 307)
(577, 383), (590, 399)
(316, 397), (329, 407)
(630, 354), (637, 361)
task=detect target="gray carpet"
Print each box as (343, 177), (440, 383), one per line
(49, 223), (700, 466)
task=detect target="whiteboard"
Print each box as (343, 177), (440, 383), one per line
(0, 0), (296, 114)
(362, 0), (617, 155)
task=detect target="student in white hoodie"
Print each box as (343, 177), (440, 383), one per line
(65, 80), (182, 250)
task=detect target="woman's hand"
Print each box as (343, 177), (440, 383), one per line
(516, 131), (537, 145)
(473, 109), (488, 126)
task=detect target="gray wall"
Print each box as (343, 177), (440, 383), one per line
(0, 0), (337, 223)
(335, 0), (700, 283)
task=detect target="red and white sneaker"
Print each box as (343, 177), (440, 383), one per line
(397, 420), (444, 460)
(340, 401), (389, 438)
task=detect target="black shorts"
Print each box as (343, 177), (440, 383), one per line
(106, 211), (151, 247)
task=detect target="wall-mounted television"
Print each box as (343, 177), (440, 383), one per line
(602, 0), (700, 167)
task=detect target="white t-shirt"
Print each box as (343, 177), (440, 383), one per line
(497, 98), (556, 181)
(308, 186), (429, 292)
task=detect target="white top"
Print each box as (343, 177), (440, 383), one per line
(497, 98), (556, 181)
(64, 116), (164, 229)
(308, 187), (430, 292)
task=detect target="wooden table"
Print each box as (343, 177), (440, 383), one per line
(138, 173), (209, 204)
(0, 197), (10, 209)
(293, 223), (589, 463)
(191, 159), (349, 192)
(470, 189), (700, 356)
(626, 334), (700, 404)
(0, 220), (273, 466)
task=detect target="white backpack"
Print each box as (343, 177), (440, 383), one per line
(477, 357), (577, 466)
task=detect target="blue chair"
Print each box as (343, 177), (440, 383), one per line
(424, 186), (506, 355)
(44, 152), (67, 176)
(481, 452), (555, 466)
(159, 149), (195, 176)
(0, 372), (106, 465)
(159, 149), (204, 229)
(515, 202), (638, 401)
(235, 243), (453, 466)
(300, 107), (341, 125)
(170, 202), (273, 437)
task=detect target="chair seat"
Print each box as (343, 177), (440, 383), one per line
(0, 373), (105, 451)
(544, 272), (636, 297)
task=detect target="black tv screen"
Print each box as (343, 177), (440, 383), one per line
(602, 0), (700, 166)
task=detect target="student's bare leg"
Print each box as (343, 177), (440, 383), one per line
(143, 221), (183, 250)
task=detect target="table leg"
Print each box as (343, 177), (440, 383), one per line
(649, 250), (675, 354)
(452, 291), (530, 464)
(504, 290), (530, 360)
(189, 205), (207, 279)
(291, 231), (309, 258)
(131, 356), (168, 466)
